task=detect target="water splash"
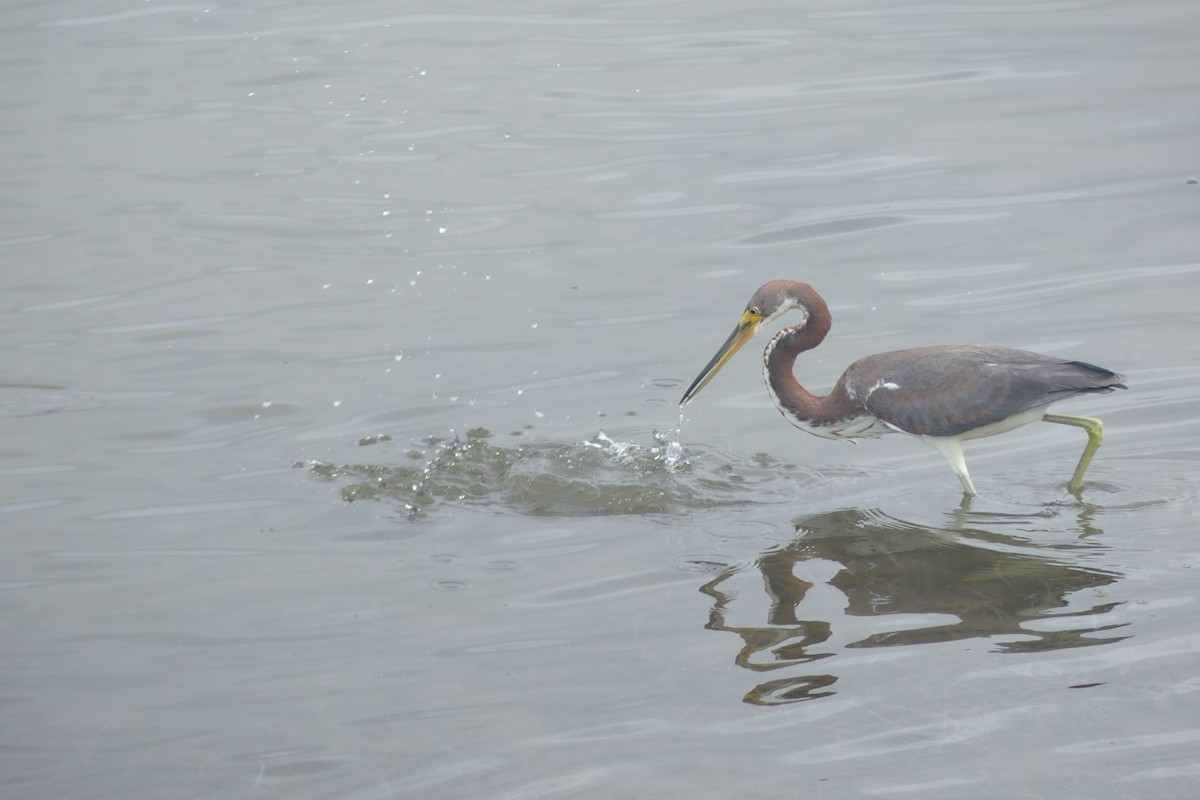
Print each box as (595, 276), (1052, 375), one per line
(663, 407), (686, 471)
(304, 427), (814, 520)
(583, 429), (686, 473)
(663, 435), (684, 472)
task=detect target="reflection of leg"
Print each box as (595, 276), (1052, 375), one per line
(926, 436), (977, 497)
(1043, 413), (1105, 493)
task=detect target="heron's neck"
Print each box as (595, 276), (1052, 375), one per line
(762, 311), (856, 425)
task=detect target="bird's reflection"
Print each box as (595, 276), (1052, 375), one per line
(701, 507), (1126, 706)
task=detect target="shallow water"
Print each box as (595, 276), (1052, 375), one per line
(4, 1), (1200, 797)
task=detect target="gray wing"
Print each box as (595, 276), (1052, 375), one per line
(843, 345), (1124, 437)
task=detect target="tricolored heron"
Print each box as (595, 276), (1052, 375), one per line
(679, 280), (1125, 496)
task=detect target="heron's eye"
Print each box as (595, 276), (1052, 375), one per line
(749, 306), (762, 317)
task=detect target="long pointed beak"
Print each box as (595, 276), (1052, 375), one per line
(679, 312), (758, 406)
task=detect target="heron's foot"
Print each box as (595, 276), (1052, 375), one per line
(1043, 414), (1104, 493)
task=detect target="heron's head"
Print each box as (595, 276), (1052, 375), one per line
(679, 280), (812, 406)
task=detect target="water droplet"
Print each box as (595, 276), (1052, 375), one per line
(663, 438), (683, 472)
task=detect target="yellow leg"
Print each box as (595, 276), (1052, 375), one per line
(1043, 413), (1104, 493)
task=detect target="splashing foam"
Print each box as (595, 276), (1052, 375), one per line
(304, 428), (808, 520)
(582, 430), (685, 472)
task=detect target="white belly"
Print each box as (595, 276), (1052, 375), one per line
(953, 406), (1047, 441)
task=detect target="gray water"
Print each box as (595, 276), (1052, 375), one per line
(4, 1), (1200, 797)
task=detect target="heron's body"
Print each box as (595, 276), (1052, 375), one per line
(680, 280), (1125, 496)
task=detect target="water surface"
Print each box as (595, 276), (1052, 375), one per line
(3, 1), (1200, 798)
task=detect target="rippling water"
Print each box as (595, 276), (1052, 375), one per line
(5, 0), (1200, 798)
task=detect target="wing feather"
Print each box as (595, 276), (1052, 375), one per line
(843, 346), (1124, 437)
